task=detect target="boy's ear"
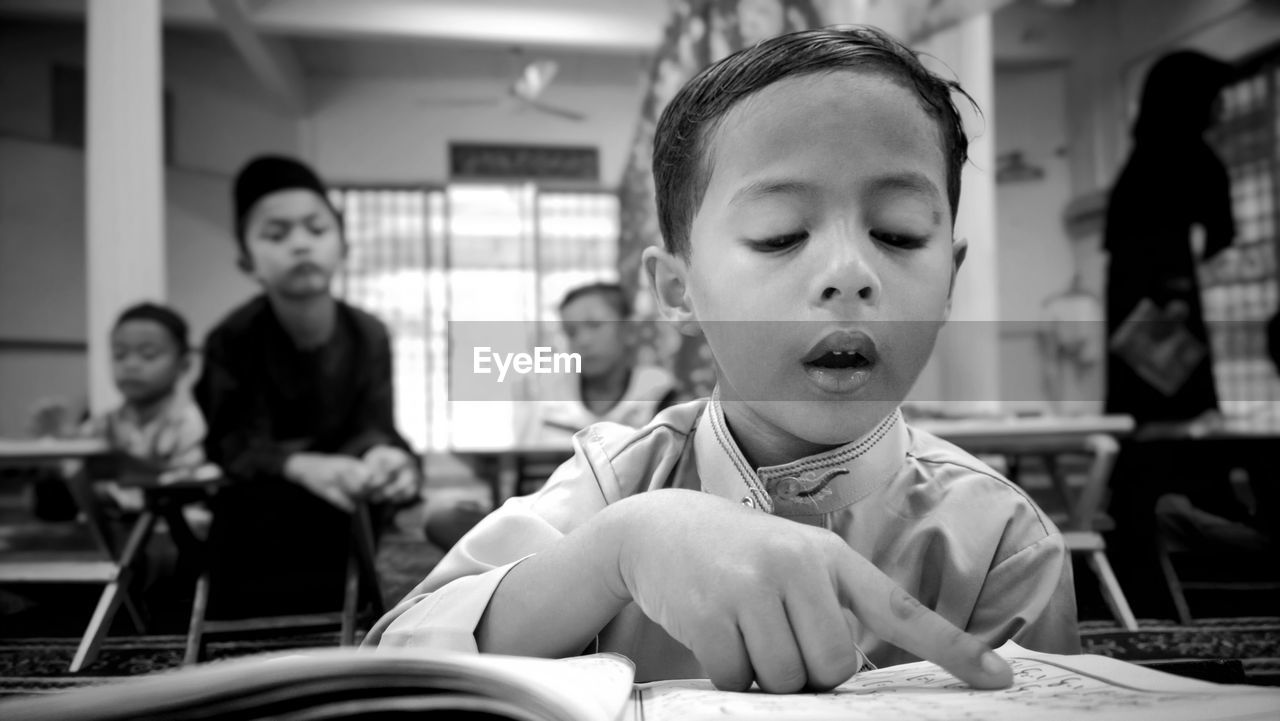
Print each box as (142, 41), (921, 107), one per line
(642, 245), (700, 336)
(944, 236), (968, 319)
(236, 254), (254, 275)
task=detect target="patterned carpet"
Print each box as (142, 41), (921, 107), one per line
(1079, 617), (1280, 686)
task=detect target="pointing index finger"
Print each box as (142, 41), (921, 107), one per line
(837, 553), (1013, 689)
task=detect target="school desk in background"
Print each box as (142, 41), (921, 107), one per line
(0, 438), (218, 672)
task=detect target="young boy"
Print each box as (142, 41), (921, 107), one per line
(83, 303), (208, 511)
(368, 27), (1077, 693)
(519, 282), (679, 444)
(194, 155), (421, 618)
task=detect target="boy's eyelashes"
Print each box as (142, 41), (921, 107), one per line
(870, 230), (928, 249)
(749, 231), (810, 252)
(748, 229), (928, 252)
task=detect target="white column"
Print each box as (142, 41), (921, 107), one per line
(86, 0), (165, 413)
(917, 13), (1001, 411)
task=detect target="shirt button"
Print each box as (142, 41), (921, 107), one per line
(741, 496), (756, 509)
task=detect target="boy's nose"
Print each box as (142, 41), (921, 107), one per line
(814, 239), (880, 308)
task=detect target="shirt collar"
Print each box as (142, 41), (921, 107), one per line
(116, 392), (178, 427)
(693, 388), (908, 518)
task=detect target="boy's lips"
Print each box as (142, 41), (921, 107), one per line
(801, 329), (878, 395)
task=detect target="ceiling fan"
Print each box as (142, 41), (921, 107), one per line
(418, 52), (585, 122)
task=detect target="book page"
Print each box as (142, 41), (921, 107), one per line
(634, 641), (1280, 721)
(390, 650), (636, 721)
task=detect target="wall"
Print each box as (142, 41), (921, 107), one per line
(0, 20), (290, 435)
(993, 64), (1076, 408)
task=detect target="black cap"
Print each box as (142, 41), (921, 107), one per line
(233, 155), (339, 248)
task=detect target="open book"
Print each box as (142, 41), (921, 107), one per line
(3, 641), (1279, 721)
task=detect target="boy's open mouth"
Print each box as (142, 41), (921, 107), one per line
(805, 350), (873, 370)
(801, 330), (878, 394)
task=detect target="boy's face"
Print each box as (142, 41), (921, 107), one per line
(111, 320), (187, 405)
(242, 189), (343, 299)
(648, 71), (965, 463)
(561, 293), (630, 380)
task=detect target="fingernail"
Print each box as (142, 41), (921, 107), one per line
(981, 651), (1006, 676)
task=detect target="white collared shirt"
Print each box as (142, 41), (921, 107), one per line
(369, 393), (1079, 680)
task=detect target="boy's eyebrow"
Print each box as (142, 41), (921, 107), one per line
(728, 179), (816, 207)
(867, 172), (946, 223)
(729, 172), (945, 212)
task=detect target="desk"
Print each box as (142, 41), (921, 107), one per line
(451, 446), (573, 509)
(0, 439), (215, 672)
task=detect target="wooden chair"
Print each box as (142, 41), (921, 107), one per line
(182, 500), (385, 664)
(942, 429), (1139, 630)
(1154, 497), (1280, 625)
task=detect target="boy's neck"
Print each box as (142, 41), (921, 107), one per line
(269, 292), (337, 349)
(717, 395), (899, 470)
(124, 390), (175, 426)
(580, 364), (632, 415)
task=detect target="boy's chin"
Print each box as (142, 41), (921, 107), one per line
(272, 279), (333, 299)
(776, 400), (901, 446)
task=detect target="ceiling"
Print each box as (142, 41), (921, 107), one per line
(0, 0), (1101, 87)
(0, 0), (671, 53)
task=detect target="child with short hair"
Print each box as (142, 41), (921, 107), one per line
(368, 26), (1077, 693)
(91, 302), (206, 473)
(519, 281), (680, 444)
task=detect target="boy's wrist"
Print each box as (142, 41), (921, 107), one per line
(590, 495), (647, 607)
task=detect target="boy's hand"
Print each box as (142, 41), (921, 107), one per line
(362, 445), (421, 504)
(28, 396), (76, 438)
(610, 489), (1012, 694)
(283, 453), (372, 512)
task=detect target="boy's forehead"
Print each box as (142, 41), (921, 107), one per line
(112, 320), (174, 344)
(562, 292), (623, 319)
(250, 188), (331, 221)
(708, 71), (946, 176)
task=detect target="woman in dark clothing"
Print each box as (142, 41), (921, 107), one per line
(1102, 52), (1241, 617)
(1104, 51), (1236, 427)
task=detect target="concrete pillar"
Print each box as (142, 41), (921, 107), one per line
(86, 0), (165, 413)
(917, 13), (1001, 410)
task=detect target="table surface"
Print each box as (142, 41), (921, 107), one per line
(0, 437), (111, 462)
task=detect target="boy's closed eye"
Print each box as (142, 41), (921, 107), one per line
(869, 229), (928, 249)
(750, 230), (810, 252)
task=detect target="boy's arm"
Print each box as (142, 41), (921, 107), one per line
(337, 322), (410, 457)
(368, 439), (616, 652)
(164, 401), (207, 470)
(967, 532), (1081, 654)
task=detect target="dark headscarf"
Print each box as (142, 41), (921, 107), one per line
(1132, 51), (1235, 144)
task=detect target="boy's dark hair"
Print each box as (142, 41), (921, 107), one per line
(559, 282), (632, 319)
(114, 302), (191, 355)
(653, 25), (975, 258)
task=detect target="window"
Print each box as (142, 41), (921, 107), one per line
(333, 185), (618, 451)
(1201, 50), (1280, 431)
